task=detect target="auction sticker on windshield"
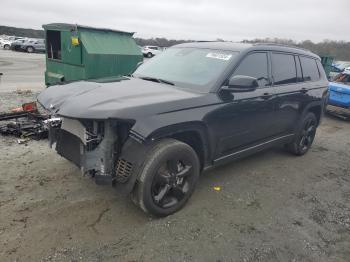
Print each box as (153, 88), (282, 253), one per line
(206, 52), (232, 60)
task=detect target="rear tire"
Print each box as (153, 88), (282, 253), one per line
(132, 139), (200, 217)
(147, 52), (152, 58)
(286, 112), (317, 156)
(26, 46), (34, 53)
(3, 44), (10, 50)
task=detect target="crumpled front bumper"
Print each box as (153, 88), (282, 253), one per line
(45, 117), (118, 181)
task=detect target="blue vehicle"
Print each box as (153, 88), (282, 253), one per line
(328, 70), (350, 109)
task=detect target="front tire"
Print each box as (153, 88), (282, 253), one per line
(287, 112), (317, 155)
(3, 44), (10, 50)
(147, 52), (152, 58)
(133, 139), (200, 217)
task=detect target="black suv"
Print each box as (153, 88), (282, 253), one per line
(38, 42), (329, 216)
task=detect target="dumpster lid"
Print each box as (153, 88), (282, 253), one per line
(42, 23), (134, 35)
(80, 30), (140, 55)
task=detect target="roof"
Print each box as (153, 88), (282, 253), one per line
(42, 23), (134, 35)
(175, 42), (253, 52)
(174, 41), (319, 58)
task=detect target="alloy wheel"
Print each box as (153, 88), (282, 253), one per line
(151, 159), (193, 209)
(299, 118), (316, 152)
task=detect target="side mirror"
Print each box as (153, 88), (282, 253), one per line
(222, 75), (258, 92)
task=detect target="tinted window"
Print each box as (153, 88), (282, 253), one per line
(233, 52), (269, 87)
(271, 53), (297, 85)
(300, 57), (319, 81)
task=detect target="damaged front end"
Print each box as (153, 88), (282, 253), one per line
(46, 117), (132, 185)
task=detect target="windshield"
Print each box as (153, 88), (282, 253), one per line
(133, 47), (238, 92)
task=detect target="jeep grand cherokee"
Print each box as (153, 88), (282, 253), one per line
(38, 42), (329, 216)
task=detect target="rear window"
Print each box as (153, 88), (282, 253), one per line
(300, 56), (320, 81)
(272, 53), (297, 85)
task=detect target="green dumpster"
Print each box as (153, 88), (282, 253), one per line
(42, 23), (143, 86)
(320, 56), (334, 80)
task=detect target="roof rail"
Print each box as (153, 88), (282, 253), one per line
(253, 42), (310, 52)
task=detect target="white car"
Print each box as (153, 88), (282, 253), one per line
(0, 39), (13, 50)
(0, 36), (26, 50)
(142, 46), (163, 58)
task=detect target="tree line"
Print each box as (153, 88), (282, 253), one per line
(242, 38), (350, 61)
(1, 25), (349, 60)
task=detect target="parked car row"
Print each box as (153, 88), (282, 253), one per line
(0, 35), (45, 53)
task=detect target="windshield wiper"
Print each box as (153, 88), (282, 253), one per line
(139, 76), (174, 86)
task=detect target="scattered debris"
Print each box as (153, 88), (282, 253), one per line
(17, 138), (30, 144)
(213, 186), (221, 191)
(0, 101), (48, 140)
(15, 89), (33, 95)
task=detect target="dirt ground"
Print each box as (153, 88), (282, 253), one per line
(0, 49), (45, 92)
(0, 50), (350, 261)
(0, 90), (349, 261)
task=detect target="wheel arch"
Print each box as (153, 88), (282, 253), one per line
(302, 102), (323, 126)
(145, 122), (211, 170)
(115, 122), (211, 195)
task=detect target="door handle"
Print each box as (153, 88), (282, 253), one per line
(262, 92), (272, 99)
(300, 88), (308, 94)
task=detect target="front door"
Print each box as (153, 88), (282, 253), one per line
(207, 52), (278, 160)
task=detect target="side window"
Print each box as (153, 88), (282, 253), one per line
(300, 56), (320, 81)
(271, 53), (297, 85)
(233, 52), (269, 87)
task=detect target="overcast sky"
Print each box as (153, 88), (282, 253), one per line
(1, 0), (349, 42)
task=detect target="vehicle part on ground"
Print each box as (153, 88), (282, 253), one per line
(0, 102), (48, 140)
(4, 44), (10, 50)
(0, 113), (48, 140)
(38, 42), (328, 216)
(42, 23), (143, 86)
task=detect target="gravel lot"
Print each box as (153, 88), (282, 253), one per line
(0, 49), (350, 262)
(0, 49), (45, 92)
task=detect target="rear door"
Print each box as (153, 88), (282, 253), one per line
(271, 52), (304, 135)
(273, 54), (323, 134)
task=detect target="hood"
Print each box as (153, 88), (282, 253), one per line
(37, 77), (209, 120)
(329, 82), (350, 95)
